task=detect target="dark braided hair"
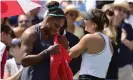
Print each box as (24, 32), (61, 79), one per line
(46, 1), (65, 19)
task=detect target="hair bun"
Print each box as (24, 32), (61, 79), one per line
(47, 1), (59, 12)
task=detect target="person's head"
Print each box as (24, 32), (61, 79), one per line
(1, 24), (14, 46)
(127, 1), (133, 14)
(113, 1), (129, 21)
(18, 14), (31, 29)
(9, 38), (21, 58)
(64, 4), (79, 24)
(80, 9), (109, 33)
(102, 4), (114, 25)
(42, 1), (66, 35)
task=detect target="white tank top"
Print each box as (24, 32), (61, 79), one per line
(79, 32), (112, 78)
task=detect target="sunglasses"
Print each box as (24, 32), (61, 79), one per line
(106, 9), (114, 16)
(69, 13), (78, 18)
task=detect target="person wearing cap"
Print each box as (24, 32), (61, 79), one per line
(102, 4), (119, 80)
(64, 4), (84, 39)
(1, 24), (14, 79)
(69, 9), (113, 80)
(20, 1), (69, 80)
(113, 0), (133, 80)
(4, 38), (23, 80)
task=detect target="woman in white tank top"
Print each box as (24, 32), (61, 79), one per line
(69, 9), (113, 80)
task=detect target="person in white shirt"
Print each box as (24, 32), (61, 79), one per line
(69, 9), (113, 80)
(4, 38), (23, 80)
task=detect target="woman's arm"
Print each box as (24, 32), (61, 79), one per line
(5, 67), (23, 80)
(69, 34), (90, 58)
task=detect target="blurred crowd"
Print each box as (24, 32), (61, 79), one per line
(1, 0), (133, 80)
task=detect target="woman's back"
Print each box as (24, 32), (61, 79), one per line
(79, 32), (112, 78)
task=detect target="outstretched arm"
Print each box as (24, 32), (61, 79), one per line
(69, 34), (90, 58)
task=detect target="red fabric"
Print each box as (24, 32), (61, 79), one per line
(1, 1), (24, 18)
(50, 35), (73, 80)
(1, 49), (7, 79)
(1, 0), (40, 18)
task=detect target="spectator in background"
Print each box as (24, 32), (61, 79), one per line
(0, 42), (6, 79)
(125, 0), (133, 29)
(64, 4), (84, 39)
(113, 0), (133, 80)
(4, 38), (23, 80)
(13, 14), (31, 38)
(102, 4), (119, 80)
(1, 24), (13, 79)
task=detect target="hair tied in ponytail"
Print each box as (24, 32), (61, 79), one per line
(101, 11), (109, 27)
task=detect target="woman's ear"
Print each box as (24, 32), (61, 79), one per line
(93, 23), (97, 28)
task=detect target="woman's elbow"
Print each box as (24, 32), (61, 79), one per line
(69, 53), (78, 58)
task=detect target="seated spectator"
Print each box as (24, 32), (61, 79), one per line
(1, 24), (13, 79)
(64, 4), (85, 39)
(13, 14), (31, 38)
(4, 38), (23, 80)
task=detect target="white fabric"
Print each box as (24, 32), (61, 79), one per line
(85, 0), (96, 11)
(79, 32), (112, 78)
(4, 58), (23, 76)
(17, 0), (42, 13)
(118, 65), (132, 80)
(125, 15), (133, 29)
(0, 42), (6, 62)
(127, 0), (133, 3)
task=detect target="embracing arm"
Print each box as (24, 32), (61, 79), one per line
(4, 67), (23, 80)
(69, 34), (90, 58)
